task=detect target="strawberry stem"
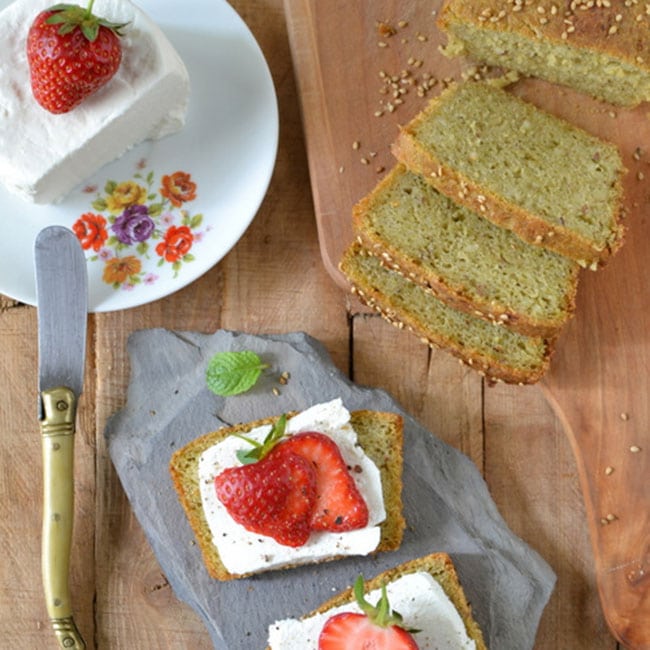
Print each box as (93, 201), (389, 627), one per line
(86, 0), (95, 16)
(353, 575), (419, 633)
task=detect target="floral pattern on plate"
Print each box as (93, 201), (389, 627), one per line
(72, 164), (208, 291)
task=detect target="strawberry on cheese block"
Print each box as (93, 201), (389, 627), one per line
(267, 554), (488, 650)
(0, 0), (189, 203)
(169, 399), (406, 580)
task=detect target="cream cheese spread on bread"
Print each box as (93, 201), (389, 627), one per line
(198, 399), (386, 575)
(0, 0), (189, 203)
(267, 571), (478, 649)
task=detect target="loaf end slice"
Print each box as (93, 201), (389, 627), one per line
(437, 0), (650, 107)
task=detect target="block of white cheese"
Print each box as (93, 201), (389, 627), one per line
(0, 0), (190, 203)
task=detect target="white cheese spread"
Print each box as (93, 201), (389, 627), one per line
(267, 571), (478, 649)
(197, 399), (386, 575)
(0, 0), (190, 203)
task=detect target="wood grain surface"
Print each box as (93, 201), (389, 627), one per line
(0, 0), (641, 648)
(283, 0), (650, 648)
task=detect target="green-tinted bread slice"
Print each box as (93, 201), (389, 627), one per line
(392, 81), (626, 267)
(340, 242), (554, 385)
(353, 164), (579, 338)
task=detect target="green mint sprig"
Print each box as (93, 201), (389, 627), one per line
(206, 350), (269, 397)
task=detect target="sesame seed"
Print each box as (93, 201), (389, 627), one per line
(620, 411), (630, 420)
(605, 466), (614, 475)
(630, 445), (642, 453)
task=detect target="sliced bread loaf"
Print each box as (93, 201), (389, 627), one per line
(169, 407), (405, 580)
(353, 164), (579, 338)
(267, 552), (487, 650)
(340, 242), (554, 385)
(438, 0), (650, 107)
(392, 81), (626, 267)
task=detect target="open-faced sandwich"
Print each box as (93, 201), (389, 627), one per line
(267, 552), (488, 649)
(169, 399), (405, 580)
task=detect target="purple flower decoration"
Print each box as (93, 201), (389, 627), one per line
(112, 204), (155, 245)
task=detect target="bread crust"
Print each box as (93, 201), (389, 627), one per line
(266, 552), (489, 650)
(391, 87), (626, 268)
(169, 409), (405, 581)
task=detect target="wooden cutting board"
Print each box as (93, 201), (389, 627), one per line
(283, 1), (650, 648)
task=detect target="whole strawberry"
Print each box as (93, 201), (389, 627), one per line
(26, 0), (127, 114)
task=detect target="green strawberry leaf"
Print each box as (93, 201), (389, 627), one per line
(234, 414), (287, 464)
(206, 350), (269, 397)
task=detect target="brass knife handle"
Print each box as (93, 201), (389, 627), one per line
(40, 387), (86, 650)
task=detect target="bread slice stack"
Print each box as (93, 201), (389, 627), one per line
(339, 81), (626, 384)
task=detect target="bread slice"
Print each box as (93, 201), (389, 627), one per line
(340, 242), (554, 385)
(392, 81), (626, 267)
(267, 552), (488, 650)
(353, 164), (579, 338)
(169, 408), (405, 580)
(438, 0), (650, 107)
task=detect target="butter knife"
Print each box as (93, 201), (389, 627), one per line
(35, 225), (88, 650)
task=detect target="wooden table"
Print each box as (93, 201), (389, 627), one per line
(0, 0), (624, 647)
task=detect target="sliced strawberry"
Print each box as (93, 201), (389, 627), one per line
(214, 451), (317, 547)
(318, 576), (420, 649)
(318, 612), (419, 650)
(273, 432), (369, 533)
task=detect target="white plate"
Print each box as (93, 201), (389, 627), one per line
(0, 0), (278, 312)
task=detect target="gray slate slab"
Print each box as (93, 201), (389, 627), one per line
(105, 328), (556, 649)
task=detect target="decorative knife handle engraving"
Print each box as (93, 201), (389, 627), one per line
(40, 386), (86, 650)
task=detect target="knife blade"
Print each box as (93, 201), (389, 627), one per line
(35, 225), (88, 650)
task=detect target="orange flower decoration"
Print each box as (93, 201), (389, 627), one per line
(155, 225), (194, 263)
(102, 256), (142, 285)
(160, 171), (197, 207)
(73, 213), (108, 252)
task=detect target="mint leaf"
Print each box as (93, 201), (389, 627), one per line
(206, 350), (268, 396)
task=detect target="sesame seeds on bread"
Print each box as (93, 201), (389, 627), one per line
(169, 409), (406, 581)
(353, 164), (579, 338)
(392, 81), (626, 268)
(340, 242), (554, 385)
(438, 0), (650, 107)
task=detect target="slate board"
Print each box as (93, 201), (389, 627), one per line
(105, 329), (556, 649)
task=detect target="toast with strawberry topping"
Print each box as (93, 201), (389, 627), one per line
(267, 553), (488, 650)
(169, 400), (405, 580)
